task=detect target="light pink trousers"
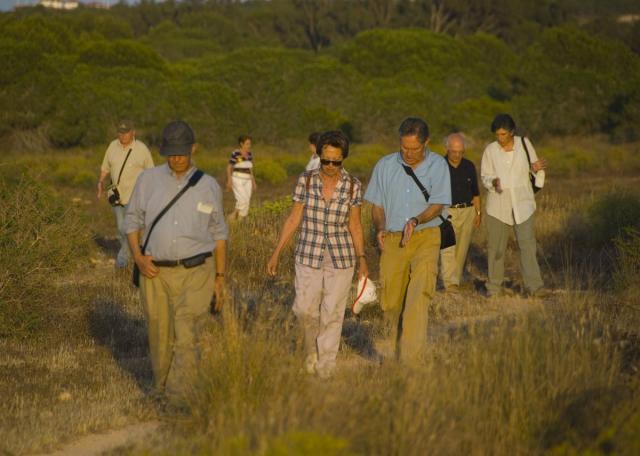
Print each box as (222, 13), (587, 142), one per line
(293, 250), (354, 375)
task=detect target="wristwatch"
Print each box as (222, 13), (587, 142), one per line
(215, 272), (225, 278)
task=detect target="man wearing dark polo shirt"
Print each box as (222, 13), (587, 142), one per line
(439, 133), (481, 292)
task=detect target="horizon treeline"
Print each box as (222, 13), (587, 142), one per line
(1, 0), (639, 150)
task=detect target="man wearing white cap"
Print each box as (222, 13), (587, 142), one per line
(97, 119), (153, 268)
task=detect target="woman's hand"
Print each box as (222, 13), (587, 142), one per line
(267, 252), (279, 276)
(357, 256), (369, 279)
(532, 158), (547, 172)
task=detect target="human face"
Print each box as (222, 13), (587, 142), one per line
(168, 154), (192, 177)
(118, 130), (134, 147)
(446, 137), (465, 166)
(495, 128), (514, 148)
(400, 134), (428, 168)
(319, 145), (343, 178)
(240, 139), (252, 153)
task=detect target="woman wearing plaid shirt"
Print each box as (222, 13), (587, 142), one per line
(267, 131), (368, 378)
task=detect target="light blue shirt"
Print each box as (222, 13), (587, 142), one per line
(125, 163), (228, 261)
(364, 151), (451, 232)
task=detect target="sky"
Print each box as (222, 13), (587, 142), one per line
(0, 0), (136, 11)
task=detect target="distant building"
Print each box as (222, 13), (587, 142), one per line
(38, 0), (79, 9)
(617, 15), (640, 24)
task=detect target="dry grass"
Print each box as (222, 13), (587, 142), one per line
(1, 149), (639, 455)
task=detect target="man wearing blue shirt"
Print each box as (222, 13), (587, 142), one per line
(364, 117), (451, 362)
(125, 120), (228, 403)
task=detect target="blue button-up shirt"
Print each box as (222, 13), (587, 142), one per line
(364, 151), (451, 232)
(125, 164), (228, 261)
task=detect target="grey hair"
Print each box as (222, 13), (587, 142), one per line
(444, 132), (466, 150)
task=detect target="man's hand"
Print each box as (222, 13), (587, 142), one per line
(492, 177), (503, 194)
(226, 180), (233, 192)
(473, 212), (482, 229)
(252, 180), (257, 192)
(400, 218), (418, 247)
(213, 276), (224, 312)
(97, 182), (104, 199)
(532, 158), (547, 172)
(376, 230), (386, 252)
(135, 254), (158, 279)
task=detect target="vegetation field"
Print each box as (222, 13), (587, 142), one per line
(1, 141), (640, 455)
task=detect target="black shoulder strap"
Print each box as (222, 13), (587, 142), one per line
(521, 137), (533, 166)
(401, 163), (446, 224)
(115, 148), (133, 186)
(140, 169), (204, 254)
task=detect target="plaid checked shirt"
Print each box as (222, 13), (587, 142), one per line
(292, 168), (362, 269)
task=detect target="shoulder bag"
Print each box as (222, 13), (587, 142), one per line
(401, 163), (456, 250)
(521, 137), (542, 194)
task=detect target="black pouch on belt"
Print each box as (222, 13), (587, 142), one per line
(182, 252), (209, 268)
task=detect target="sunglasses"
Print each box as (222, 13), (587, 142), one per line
(320, 158), (343, 167)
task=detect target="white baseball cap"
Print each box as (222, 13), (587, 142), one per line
(352, 275), (377, 315)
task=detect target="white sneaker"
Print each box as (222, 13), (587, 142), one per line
(304, 353), (318, 374)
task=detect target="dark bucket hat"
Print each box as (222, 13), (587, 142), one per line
(160, 120), (195, 156)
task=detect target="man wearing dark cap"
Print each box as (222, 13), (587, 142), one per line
(125, 120), (228, 402)
(97, 119), (154, 268)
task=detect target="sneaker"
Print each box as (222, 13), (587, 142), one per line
(528, 288), (553, 299)
(445, 284), (460, 294)
(304, 353), (318, 375)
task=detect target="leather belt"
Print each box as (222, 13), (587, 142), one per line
(153, 252), (212, 268)
(451, 202), (473, 208)
(233, 168), (251, 174)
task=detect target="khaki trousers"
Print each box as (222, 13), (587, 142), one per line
(486, 213), (543, 294)
(293, 251), (354, 376)
(440, 206), (476, 287)
(140, 257), (215, 398)
(379, 227), (440, 362)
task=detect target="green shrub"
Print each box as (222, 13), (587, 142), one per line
(254, 160), (288, 185)
(0, 171), (91, 338)
(587, 191), (640, 246)
(613, 228), (640, 295)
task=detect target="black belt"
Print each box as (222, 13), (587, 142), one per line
(451, 202), (473, 208)
(153, 252), (212, 268)
(233, 168), (251, 174)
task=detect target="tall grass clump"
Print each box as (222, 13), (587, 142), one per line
(145, 291), (638, 455)
(0, 169), (91, 338)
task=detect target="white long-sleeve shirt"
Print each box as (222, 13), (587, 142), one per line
(480, 136), (540, 225)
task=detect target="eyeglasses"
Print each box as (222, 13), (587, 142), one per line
(320, 158), (343, 167)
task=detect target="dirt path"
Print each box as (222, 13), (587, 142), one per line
(32, 421), (161, 456)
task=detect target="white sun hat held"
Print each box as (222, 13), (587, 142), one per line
(352, 275), (377, 315)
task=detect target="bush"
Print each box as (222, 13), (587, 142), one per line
(587, 191), (640, 246)
(0, 170), (91, 338)
(254, 160), (288, 185)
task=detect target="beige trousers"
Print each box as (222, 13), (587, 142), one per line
(140, 257), (215, 398)
(293, 251), (354, 376)
(379, 227), (440, 362)
(439, 206), (476, 287)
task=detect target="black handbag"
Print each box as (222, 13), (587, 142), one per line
(521, 137), (542, 194)
(401, 163), (456, 250)
(109, 148), (133, 206)
(132, 169), (204, 287)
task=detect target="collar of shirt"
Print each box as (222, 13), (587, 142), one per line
(395, 150), (431, 171)
(162, 163), (196, 184)
(117, 139), (136, 151)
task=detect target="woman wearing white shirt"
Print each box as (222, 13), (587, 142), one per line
(480, 114), (548, 298)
